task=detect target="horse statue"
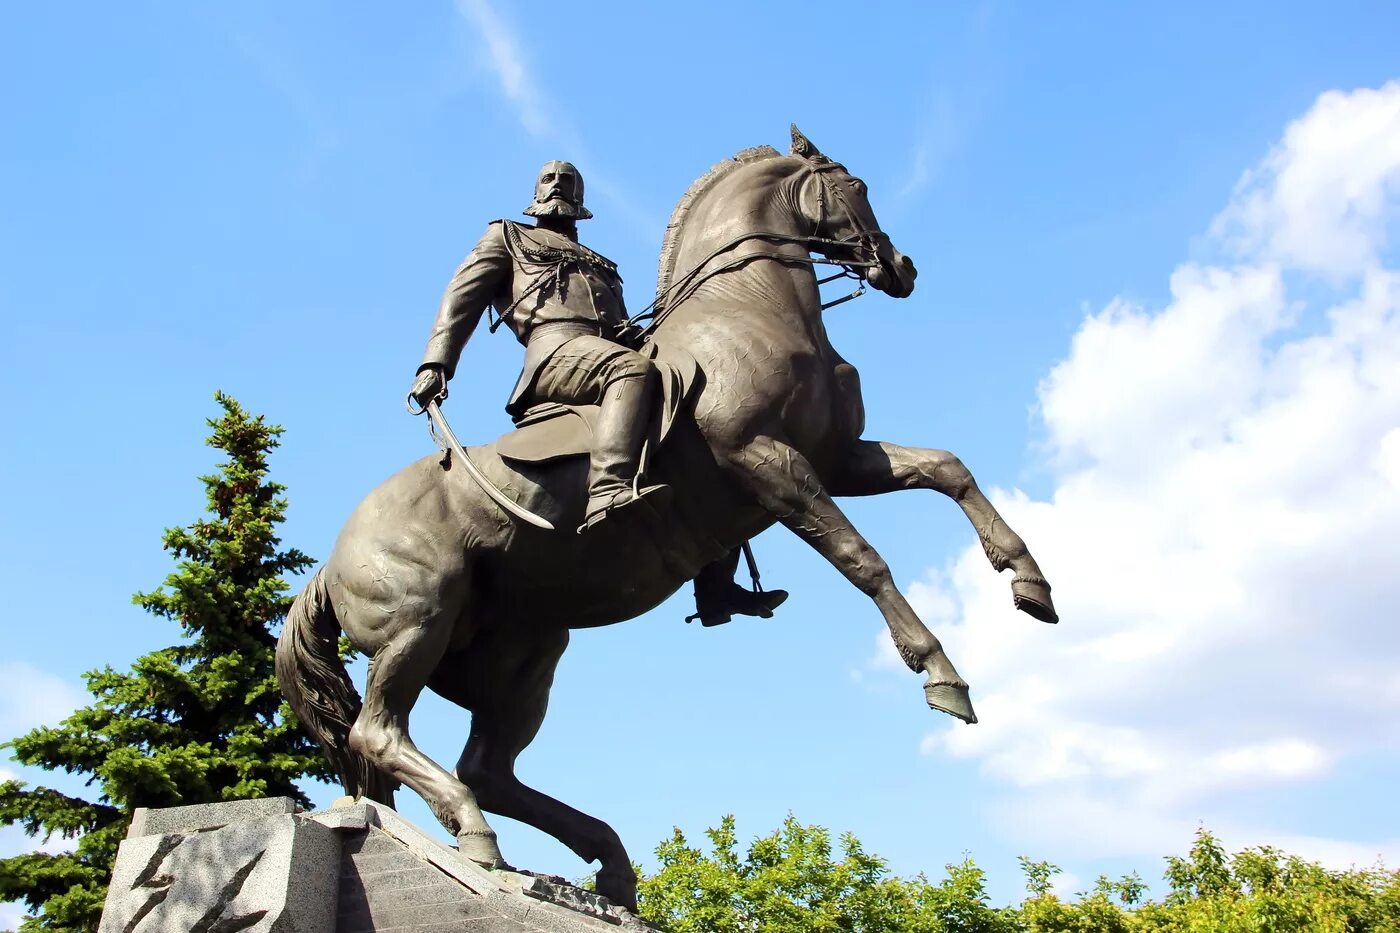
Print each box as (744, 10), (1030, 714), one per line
(276, 125), (1057, 912)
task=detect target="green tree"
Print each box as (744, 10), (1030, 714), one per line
(0, 393), (328, 932)
(638, 818), (1400, 932)
(638, 814), (922, 932)
(1134, 827), (1400, 932)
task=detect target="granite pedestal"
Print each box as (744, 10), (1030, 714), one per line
(98, 797), (654, 932)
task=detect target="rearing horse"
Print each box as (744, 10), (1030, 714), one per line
(276, 126), (1056, 912)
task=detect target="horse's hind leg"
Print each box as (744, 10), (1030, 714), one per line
(728, 435), (976, 723)
(437, 628), (637, 911)
(348, 612), (503, 865)
(827, 440), (1057, 623)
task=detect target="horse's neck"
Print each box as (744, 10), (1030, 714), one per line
(675, 168), (820, 319)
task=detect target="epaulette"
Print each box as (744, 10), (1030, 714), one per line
(500, 219), (621, 280)
(576, 242), (620, 279)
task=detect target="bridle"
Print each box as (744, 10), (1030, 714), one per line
(629, 160), (891, 335)
(806, 160), (890, 271)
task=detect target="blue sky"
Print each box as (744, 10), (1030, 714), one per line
(4, 1), (1400, 923)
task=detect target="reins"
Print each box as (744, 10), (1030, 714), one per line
(629, 162), (886, 336)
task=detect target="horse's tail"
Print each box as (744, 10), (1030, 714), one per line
(276, 567), (398, 806)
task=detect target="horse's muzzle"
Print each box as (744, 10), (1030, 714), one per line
(869, 248), (917, 298)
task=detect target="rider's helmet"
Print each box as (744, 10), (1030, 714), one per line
(522, 160), (593, 220)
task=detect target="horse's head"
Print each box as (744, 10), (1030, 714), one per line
(788, 124), (917, 299)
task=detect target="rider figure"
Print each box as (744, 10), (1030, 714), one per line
(409, 160), (786, 622)
(410, 160), (666, 530)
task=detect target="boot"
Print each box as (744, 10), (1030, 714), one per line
(688, 583), (789, 627)
(685, 547), (789, 627)
(577, 373), (672, 533)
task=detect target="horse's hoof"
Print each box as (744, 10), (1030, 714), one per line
(925, 680), (977, 724)
(595, 868), (639, 913)
(1012, 576), (1058, 624)
(456, 828), (505, 867)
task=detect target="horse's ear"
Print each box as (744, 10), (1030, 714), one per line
(790, 124), (825, 161)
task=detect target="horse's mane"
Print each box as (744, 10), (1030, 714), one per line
(655, 144), (782, 309)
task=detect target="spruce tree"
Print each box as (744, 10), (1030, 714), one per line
(0, 392), (331, 932)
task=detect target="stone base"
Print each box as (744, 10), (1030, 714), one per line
(99, 797), (655, 932)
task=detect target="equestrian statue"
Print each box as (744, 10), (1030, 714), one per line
(276, 126), (1058, 913)
(406, 158), (787, 625)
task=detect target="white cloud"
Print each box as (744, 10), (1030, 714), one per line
(909, 82), (1400, 869)
(0, 777), (78, 895)
(860, 626), (907, 676)
(855, 570), (959, 682)
(455, 0), (549, 137)
(0, 822), (75, 860)
(0, 662), (86, 741)
(1211, 82), (1400, 277)
(451, 0), (659, 242)
(0, 901), (26, 931)
(0, 820), (76, 929)
(896, 144), (932, 202)
(0, 675), (86, 882)
(0, 799), (82, 924)
(1050, 870), (1083, 900)
(1252, 830), (1399, 872)
(1208, 739), (1329, 781)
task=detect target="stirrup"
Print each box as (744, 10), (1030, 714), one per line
(576, 483), (671, 534)
(686, 584), (789, 627)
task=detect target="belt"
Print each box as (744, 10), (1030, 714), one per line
(527, 321), (601, 343)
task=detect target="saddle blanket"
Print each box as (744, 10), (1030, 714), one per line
(470, 345), (701, 530)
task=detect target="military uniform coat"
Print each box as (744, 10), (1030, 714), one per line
(419, 220), (629, 416)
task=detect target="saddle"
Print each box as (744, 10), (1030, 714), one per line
(471, 344), (703, 530)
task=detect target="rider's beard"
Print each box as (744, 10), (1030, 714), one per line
(523, 194), (592, 220)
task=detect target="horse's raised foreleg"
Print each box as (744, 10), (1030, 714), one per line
(439, 630), (637, 911)
(729, 435), (977, 723)
(347, 614), (504, 865)
(827, 440), (1057, 623)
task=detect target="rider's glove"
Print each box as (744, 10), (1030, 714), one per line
(612, 322), (645, 350)
(409, 366), (447, 410)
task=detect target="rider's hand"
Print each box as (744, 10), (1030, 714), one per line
(409, 366), (446, 409)
(612, 322), (645, 349)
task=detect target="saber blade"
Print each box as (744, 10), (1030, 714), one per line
(426, 400), (555, 531)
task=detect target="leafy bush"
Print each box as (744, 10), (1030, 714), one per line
(638, 818), (1400, 932)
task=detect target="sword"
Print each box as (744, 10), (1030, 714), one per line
(425, 399), (555, 531)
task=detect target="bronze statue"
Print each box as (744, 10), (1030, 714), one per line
(277, 127), (1057, 913)
(408, 158), (785, 622)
